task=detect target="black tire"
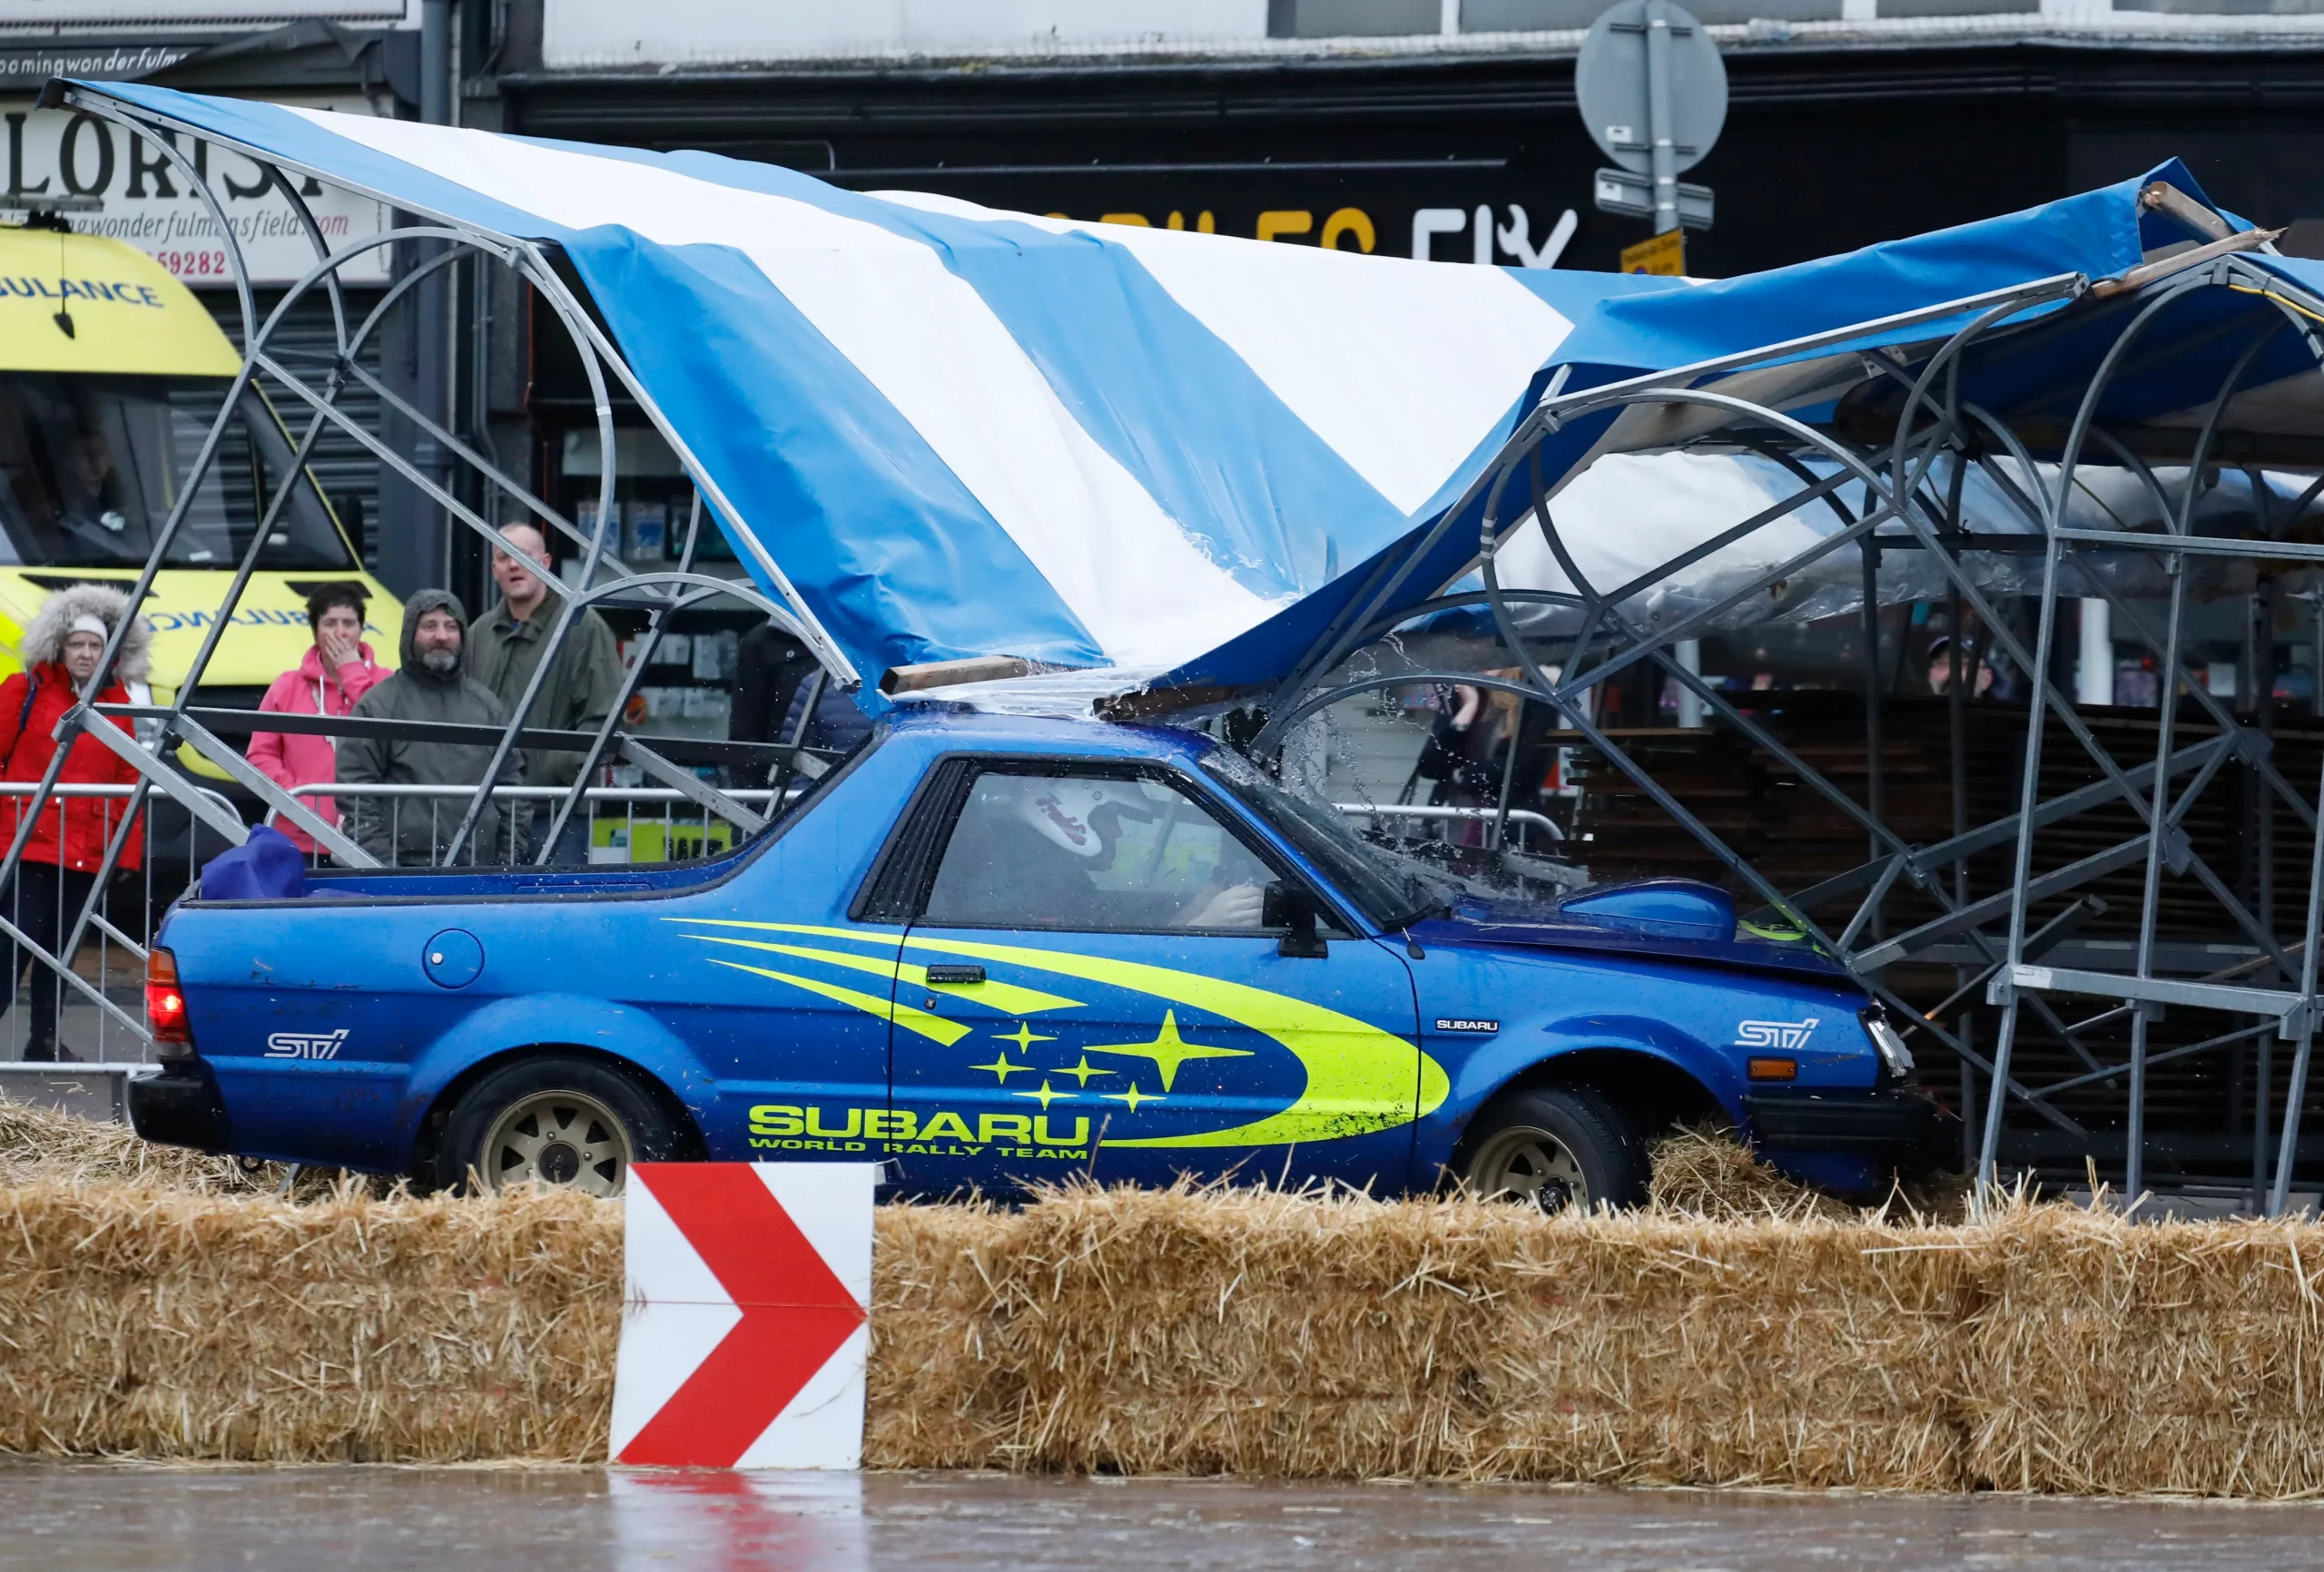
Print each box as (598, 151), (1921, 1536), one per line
(436, 1054), (681, 1196)
(1458, 1085), (1650, 1213)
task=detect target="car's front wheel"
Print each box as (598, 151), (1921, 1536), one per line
(1459, 1086), (1649, 1213)
(438, 1054), (680, 1196)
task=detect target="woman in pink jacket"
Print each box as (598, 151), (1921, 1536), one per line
(249, 583), (389, 853)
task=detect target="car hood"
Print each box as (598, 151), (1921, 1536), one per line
(1407, 878), (1856, 984)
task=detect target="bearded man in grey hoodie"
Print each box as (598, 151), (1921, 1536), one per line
(335, 589), (528, 866)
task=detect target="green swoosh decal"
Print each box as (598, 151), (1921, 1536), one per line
(753, 921), (1447, 1149)
(704, 958), (970, 1046)
(674, 928), (1084, 1016)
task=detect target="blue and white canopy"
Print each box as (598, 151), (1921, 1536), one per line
(50, 81), (1686, 703)
(46, 84), (2323, 712)
(1171, 161), (2324, 698)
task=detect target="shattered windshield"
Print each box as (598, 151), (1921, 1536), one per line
(1198, 744), (1451, 928)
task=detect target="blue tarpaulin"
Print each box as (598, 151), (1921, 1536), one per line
(1166, 162), (2324, 698)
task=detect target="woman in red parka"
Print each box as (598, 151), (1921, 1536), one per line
(0, 584), (151, 1062)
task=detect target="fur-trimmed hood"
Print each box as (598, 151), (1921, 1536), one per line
(19, 584), (153, 683)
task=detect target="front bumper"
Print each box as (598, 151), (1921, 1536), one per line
(1745, 1086), (1950, 1164)
(126, 1065), (231, 1153)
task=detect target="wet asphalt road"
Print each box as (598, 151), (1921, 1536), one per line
(1, 1466), (2319, 1570)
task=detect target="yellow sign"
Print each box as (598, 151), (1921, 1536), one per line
(1620, 229), (1687, 278)
(0, 226), (241, 377)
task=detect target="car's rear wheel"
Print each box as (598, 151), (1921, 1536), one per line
(438, 1055), (679, 1196)
(1460, 1086), (1649, 1213)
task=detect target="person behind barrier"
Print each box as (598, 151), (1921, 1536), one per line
(1410, 671), (1551, 844)
(0, 584), (152, 1061)
(729, 619), (818, 748)
(247, 582), (386, 856)
(1923, 635), (1996, 699)
(468, 522), (622, 864)
(337, 589), (526, 868)
(776, 672), (872, 756)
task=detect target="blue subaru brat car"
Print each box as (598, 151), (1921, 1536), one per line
(128, 710), (1940, 1205)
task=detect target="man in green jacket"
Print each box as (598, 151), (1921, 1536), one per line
(468, 522), (625, 863)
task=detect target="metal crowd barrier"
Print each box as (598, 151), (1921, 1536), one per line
(0, 779), (779, 1066)
(0, 782), (238, 1066)
(0, 87), (836, 1076)
(292, 787), (1565, 869)
(272, 783), (783, 869)
(1334, 801), (1565, 855)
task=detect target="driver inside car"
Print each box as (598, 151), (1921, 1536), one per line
(924, 774), (1268, 930)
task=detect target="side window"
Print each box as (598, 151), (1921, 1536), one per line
(920, 768), (1281, 933)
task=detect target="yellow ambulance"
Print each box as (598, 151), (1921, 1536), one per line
(0, 219), (399, 781)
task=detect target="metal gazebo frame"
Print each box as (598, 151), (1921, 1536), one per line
(2, 86), (856, 1053)
(1237, 216), (2324, 1214)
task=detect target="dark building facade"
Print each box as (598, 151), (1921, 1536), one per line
(497, 24), (2324, 280)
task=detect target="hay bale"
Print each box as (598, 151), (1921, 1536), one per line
(1647, 1127), (1855, 1221)
(0, 1179), (619, 1461)
(1646, 1127), (1968, 1224)
(0, 1096), (266, 1194)
(865, 1182), (1976, 1488)
(1, 1110), (2322, 1494)
(1954, 1206), (2324, 1496)
(865, 1182), (2324, 1493)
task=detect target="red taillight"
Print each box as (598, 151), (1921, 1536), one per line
(146, 947), (191, 1046)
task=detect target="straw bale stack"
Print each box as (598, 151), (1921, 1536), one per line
(0, 1095), (267, 1194)
(1955, 1207), (2324, 1496)
(863, 1184), (1976, 1488)
(2, 1112), (2323, 1492)
(0, 1181), (620, 1461)
(867, 1186), (2324, 1494)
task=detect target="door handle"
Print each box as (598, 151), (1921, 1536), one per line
(926, 964), (985, 985)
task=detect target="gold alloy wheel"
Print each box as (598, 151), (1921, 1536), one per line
(1468, 1125), (1592, 1213)
(478, 1088), (634, 1195)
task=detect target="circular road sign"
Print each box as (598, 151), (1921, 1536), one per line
(1575, 0), (1728, 177)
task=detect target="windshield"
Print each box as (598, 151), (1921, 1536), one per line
(0, 374), (353, 570)
(1199, 744), (1450, 928)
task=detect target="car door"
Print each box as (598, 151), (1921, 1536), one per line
(645, 740), (911, 1163)
(879, 757), (1424, 1195)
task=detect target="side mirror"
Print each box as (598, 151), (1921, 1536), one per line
(1263, 879), (1328, 959)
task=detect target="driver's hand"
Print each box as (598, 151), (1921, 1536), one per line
(1183, 882), (1265, 929)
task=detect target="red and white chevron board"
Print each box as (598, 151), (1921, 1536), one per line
(610, 1162), (876, 1469)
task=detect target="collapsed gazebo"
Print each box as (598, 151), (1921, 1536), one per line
(1154, 166), (2324, 1212)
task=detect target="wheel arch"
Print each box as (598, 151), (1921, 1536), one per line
(1455, 1046), (1729, 1165)
(410, 1042), (709, 1184)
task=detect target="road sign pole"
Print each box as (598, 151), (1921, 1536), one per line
(1581, 0), (1723, 251)
(1645, 0), (1679, 237)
